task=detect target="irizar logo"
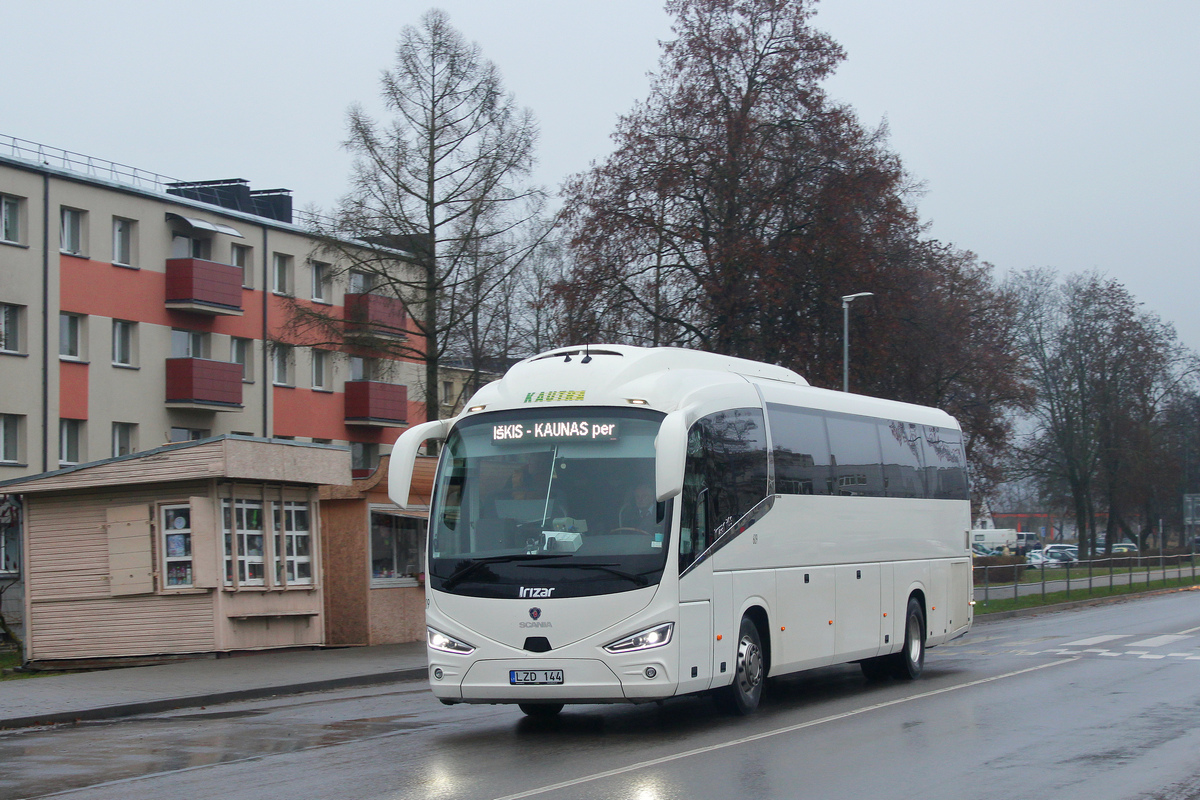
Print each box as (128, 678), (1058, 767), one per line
(520, 586), (555, 598)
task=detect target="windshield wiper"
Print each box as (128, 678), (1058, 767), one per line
(522, 561), (650, 587)
(439, 554), (563, 590)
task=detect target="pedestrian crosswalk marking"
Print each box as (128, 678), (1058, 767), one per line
(999, 631), (1200, 661)
(1127, 634), (1192, 648)
(1064, 635), (1131, 647)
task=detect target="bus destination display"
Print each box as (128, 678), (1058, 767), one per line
(492, 419), (619, 443)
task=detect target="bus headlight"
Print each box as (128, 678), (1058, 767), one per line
(603, 622), (674, 654)
(428, 626), (476, 655)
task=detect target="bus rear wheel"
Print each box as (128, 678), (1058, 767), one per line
(718, 615), (765, 715)
(890, 596), (925, 680)
(519, 703), (564, 718)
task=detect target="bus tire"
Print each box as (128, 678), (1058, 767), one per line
(718, 615), (765, 715)
(890, 596), (925, 680)
(519, 703), (564, 718)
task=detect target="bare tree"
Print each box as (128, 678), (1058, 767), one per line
(290, 9), (545, 420)
(1008, 269), (1199, 555)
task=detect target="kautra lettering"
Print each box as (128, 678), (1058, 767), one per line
(523, 390), (586, 403)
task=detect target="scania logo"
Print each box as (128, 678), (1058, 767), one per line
(529, 607), (542, 621)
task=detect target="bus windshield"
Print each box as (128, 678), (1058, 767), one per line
(428, 406), (671, 598)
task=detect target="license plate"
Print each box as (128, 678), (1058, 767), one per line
(509, 669), (564, 685)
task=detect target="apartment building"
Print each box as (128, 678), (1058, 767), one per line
(0, 137), (423, 484)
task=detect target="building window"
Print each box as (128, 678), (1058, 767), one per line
(311, 349), (329, 389)
(169, 427), (209, 442)
(273, 345), (293, 386)
(274, 501), (313, 585)
(112, 217), (135, 266)
(441, 380), (455, 405)
(0, 414), (21, 463)
(349, 356), (378, 381)
(349, 270), (376, 294)
(60, 207), (85, 255)
(112, 422), (136, 457)
(59, 418), (83, 466)
(272, 253), (292, 295)
(1, 194), (21, 244)
(112, 319), (135, 366)
(370, 509), (426, 585)
(59, 313), (84, 359)
(171, 233), (211, 260)
(161, 504), (194, 588)
(231, 337), (253, 382)
(311, 261), (331, 302)
(171, 328), (207, 359)
(231, 244), (252, 287)
(350, 442), (379, 474)
(223, 499), (265, 586)
(0, 508), (19, 574)
(0, 304), (21, 353)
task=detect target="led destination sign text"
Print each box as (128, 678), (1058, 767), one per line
(492, 420), (619, 443)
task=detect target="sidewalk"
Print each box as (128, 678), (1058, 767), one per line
(0, 642), (428, 730)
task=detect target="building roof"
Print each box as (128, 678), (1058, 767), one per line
(0, 436), (352, 495)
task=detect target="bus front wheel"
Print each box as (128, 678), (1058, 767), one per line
(890, 597), (925, 680)
(718, 615), (765, 715)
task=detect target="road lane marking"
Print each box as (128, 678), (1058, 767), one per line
(493, 658), (1078, 800)
(1176, 625), (1200, 635)
(1064, 635), (1130, 647)
(1127, 635), (1192, 648)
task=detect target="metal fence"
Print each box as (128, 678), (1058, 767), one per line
(2, 133), (179, 194)
(973, 552), (1199, 607)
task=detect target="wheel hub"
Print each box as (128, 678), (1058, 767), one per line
(737, 635), (763, 692)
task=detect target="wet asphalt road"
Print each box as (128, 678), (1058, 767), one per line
(4, 591), (1200, 800)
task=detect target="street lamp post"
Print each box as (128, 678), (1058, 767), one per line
(841, 292), (874, 392)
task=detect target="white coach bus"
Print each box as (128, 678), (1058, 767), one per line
(389, 346), (973, 716)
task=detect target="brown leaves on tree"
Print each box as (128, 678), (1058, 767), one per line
(559, 0), (1028, 488)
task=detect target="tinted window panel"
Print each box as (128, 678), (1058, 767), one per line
(879, 420), (927, 498)
(826, 414), (884, 497)
(767, 403), (831, 495)
(923, 425), (969, 500)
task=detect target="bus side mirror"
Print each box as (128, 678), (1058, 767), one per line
(655, 410), (689, 502)
(388, 418), (453, 508)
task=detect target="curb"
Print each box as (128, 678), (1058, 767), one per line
(0, 666), (429, 731)
(973, 583), (1200, 624)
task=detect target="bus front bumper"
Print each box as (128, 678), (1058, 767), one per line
(429, 656), (676, 703)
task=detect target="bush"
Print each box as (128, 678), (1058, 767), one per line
(973, 556), (1025, 585)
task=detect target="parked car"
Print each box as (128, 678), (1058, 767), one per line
(972, 543), (1000, 557)
(1025, 550), (1050, 568)
(1026, 549), (1076, 569)
(1111, 543), (1138, 554)
(1044, 544), (1079, 559)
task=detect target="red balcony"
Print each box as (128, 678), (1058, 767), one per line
(165, 258), (244, 315)
(344, 293), (406, 338)
(344, 380), (407, 426)
(166, 358), (243, 410)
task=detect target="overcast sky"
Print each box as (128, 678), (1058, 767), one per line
(6, 1), (1198, 350)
